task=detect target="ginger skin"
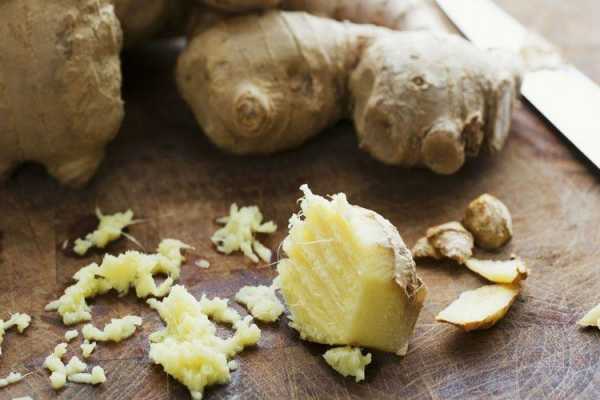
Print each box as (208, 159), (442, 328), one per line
(463, 194), (513, 250)
(0, 0), (124, 187)
(177, 11), (521, 174)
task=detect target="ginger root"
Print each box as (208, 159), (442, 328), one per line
(463, 194), (513, 250)
(277, 185), (426, 355)
(0, 0), (124, 187)
(436, 284), (520, 331)
(177, 10), (521, 174)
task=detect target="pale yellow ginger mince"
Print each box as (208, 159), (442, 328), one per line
(82, 315), (142, 342)
(43, 343), (68, 389)
(0, 372), (23, 388)
(147, 285), (261, 400)
(323, 346), (372, 382)
(12, 396), (33, 400)
(64, 330), (79, 342)
(212, 203), (277, 263)
(68, 366), (106, 385)
(74, 208), (136, 255)
(0, 313), (32, 356)
(81, 340), (96, 358)
(235, 284), (284, 322)
(46, 239), (190, 325)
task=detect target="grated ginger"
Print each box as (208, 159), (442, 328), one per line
(235, 284), (284, 322)
(74, 208), (137, 255)
(211, 203), (276, 263)
(68, 366), (106, 385)
(46, 239), (190, 325)
(147, 285), (261, 400)
(82, 315), (142, 342)
(80, 340), (96, 358)
(323, 346), (372, 382)
(64, 330), (79, 342)
(43, 343), (68, 389)
(0, 372), (23, 388)
(0, 313), (31, 356)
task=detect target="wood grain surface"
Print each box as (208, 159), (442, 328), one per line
(1, 1), (600, 399)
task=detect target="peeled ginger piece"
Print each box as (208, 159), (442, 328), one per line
(278, 185), (426, 355)
(323, 346), (372, 382)
(578, 303), (600, 328)
(464, 257), (529, 284)
(436, 284), (520, 331)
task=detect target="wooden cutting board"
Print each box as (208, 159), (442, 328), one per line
(1, 1), (599, 399)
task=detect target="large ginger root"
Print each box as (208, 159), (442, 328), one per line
(0, 0), (124, 187)
(277, 185), (426, 355)
(177, 11), (521, 174)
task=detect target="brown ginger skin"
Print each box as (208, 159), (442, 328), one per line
(177, 10), (522, 173)
(463, 194), (513, 249)
(0, 0), (124, 187)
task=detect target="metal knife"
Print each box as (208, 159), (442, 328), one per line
(436, 0), (600, 169)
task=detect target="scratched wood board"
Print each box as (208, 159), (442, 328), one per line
(1, 1), (600, 399)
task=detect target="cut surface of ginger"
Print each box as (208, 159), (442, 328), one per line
(0, 313), (31, 356)
(74, 208), (137, 255)
(323, 346), (372, 382)
(212, 203), (277, 263)
(578, 303), (600, 328)
(235, 284), (284, 322)
(82, 315), (142, 342)
(277, 185), (426, 355)
(46, 239), (190, 325)
(436, 284), (520, 331)
(147, 285), (261, 400)
(464, 257), (528, 284)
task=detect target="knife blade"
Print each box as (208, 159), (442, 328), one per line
(436, 0), (600, 169)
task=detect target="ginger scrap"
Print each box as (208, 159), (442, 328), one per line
(464, 257), (528, 284)
(43, 343), (68, 389)
(426, 222), (474, 264)
(211, 203), (277, 263)
(463, 194), (513, 250)
(578, 303), (600, 328)
(67, 366), (106, 385)
(411, 236), (442, 260)
(147, 285), (261, 400)
(0, 313), (31, 356)
(436, 284), (520, 331)
(235, 284), (285, 323)
(0, 371), (23, 388)
(323, 346), (372, 383)
(82, 315), (142, 342)
(73, 209), (137, 255)
(278, 185), (426, 355)
(64, 330), (79, 342)
(46, 239), (190, 325)
(80, 340), (96, 359)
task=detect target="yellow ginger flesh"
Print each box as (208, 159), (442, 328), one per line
(81, 340), (96, 358)
(578, 303), (600, 327)
(74, 209), (136, 255)
(323, 346), (372, 382)
(43, 343), (68, 389)
(46, 239), (190, 325)
(0, 372), (23, 388)
(82, 315), (142, 342)
(68, 366), (106, 385)
(277, 185), (426, 355)
(436, 284), (520, 331)
(235, 284), (284, 322)
(147, 285), (261, 400)
(65, 330), (79, 342)
(0, 313), (31, 356)
(464, 258), (528, 284)
(212, 203), (277, 263)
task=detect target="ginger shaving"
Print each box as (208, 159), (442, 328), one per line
(74, 208), (139, 255)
